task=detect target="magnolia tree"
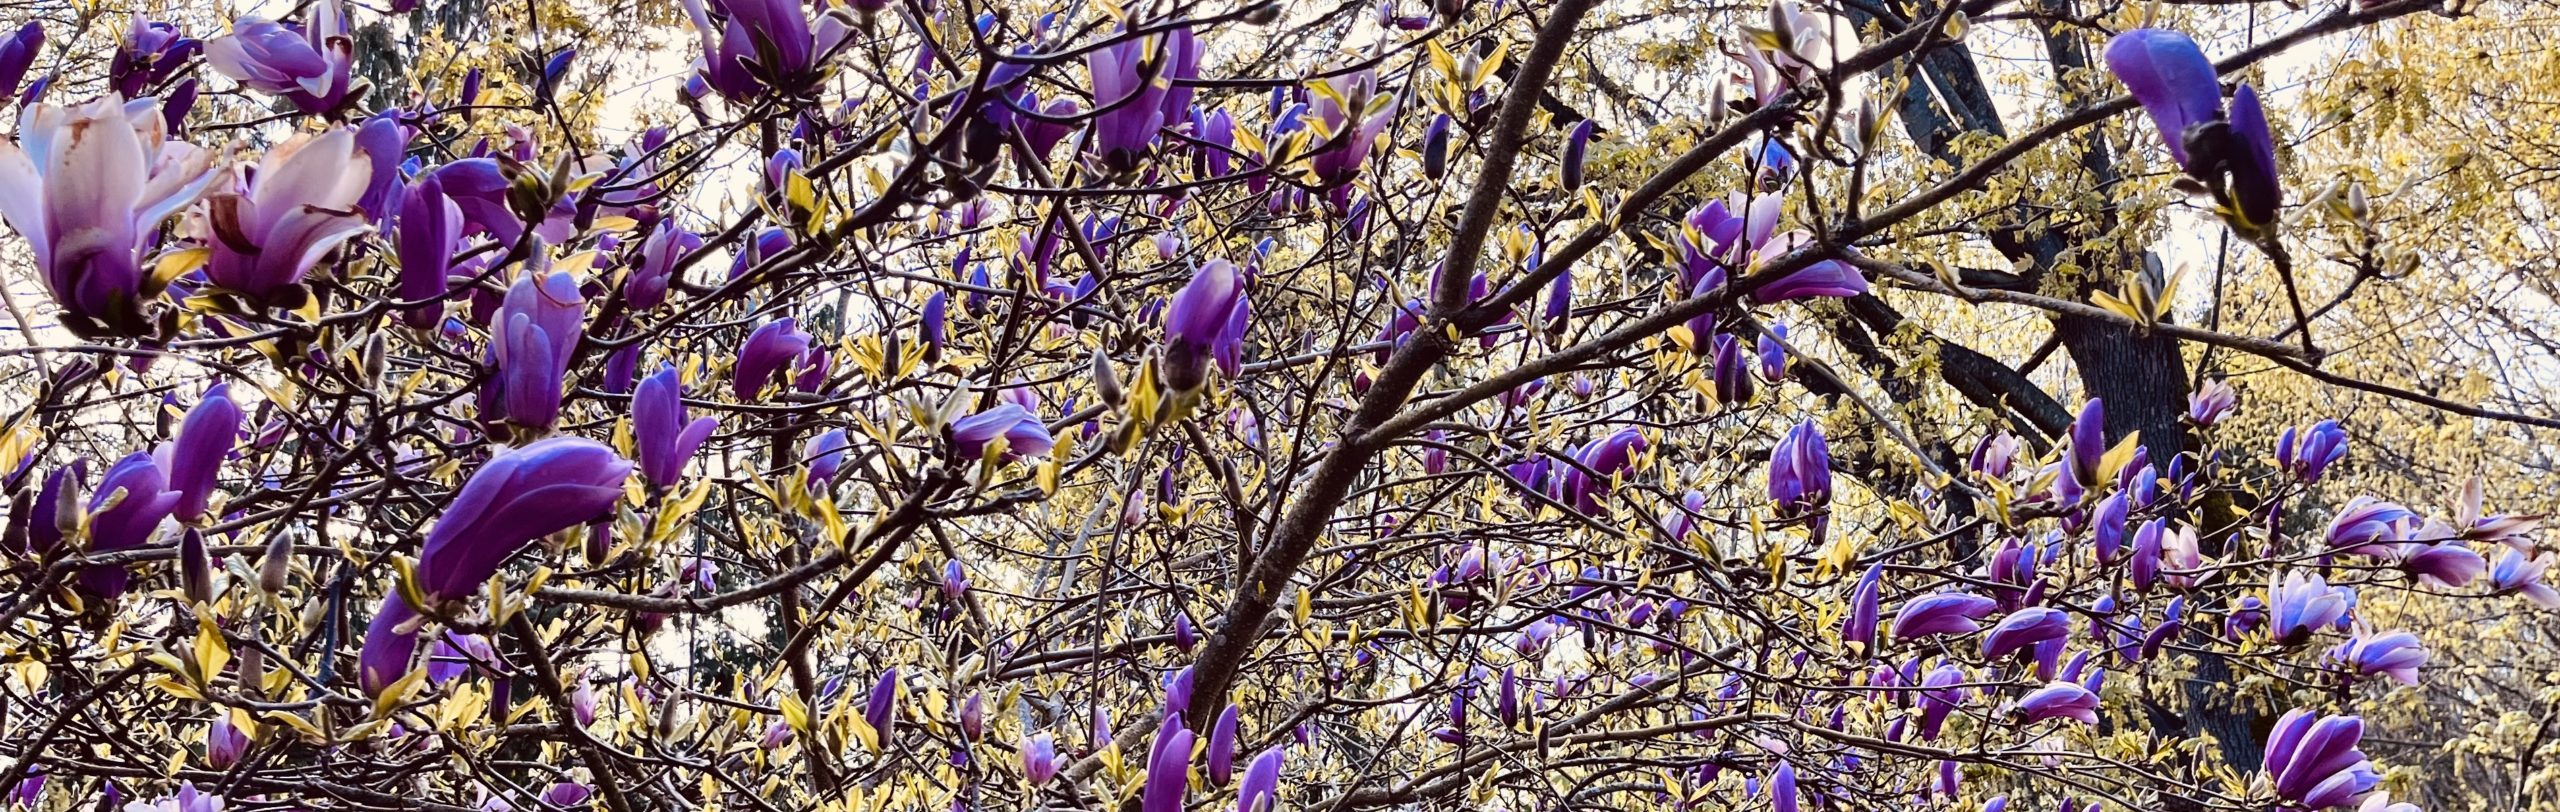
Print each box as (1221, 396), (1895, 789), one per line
(0, 0), (2554, 809)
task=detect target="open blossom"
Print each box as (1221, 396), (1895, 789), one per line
(2331, 628), (2427, 687)
(0, 97), (218, 337)
(681, 0), (851, 101)
(2277, 420), (2348, 483)
(2490, 548), (2560, 608)
(951, 404), (1054, 462)
(2187, 378), (2237, 425)
(206, 0), (358, 116)
(201, 126), (375, 300)
(2267, 570), (2352, 645)
(1304, 67), (1398, 188)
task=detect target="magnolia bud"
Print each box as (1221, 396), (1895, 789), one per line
(259, 532), (293, 595)
(51, 473), (82, 542)
(361, 331), (387, 389)
(1091, 349), (1124, 408)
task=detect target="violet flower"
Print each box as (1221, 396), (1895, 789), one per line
(2015, 681), (2099, 725)
(1237, 748), (1283, 812)
(395, 175), (463, 328)
(162, 384), (241, 523)
(1767, 420), (1832, 529)
(1161, 258), (1249, 393)
(2276, 420), (2347, 483)
(950, 403), (1054, 462)
(734, 318), (812, 400)
(1981, 607), (2070, 660)
(82, 451), (180, 599)
(633, 365), (716, 490)
(2331, 629), (2425, 687)
(486, 268), (584, 431)
(0, 97), (218, 337)
(626, 223), (700, 311)
(680, 0), (851, 101)
(202, 126), (375, 300)
(205, 0), (358, 116)
(2267, 570), (2350, 646)
(2491, 549), (2560, 608)
(2262, 709), (2380, 809)
(112, 18), (200, 100)
(0, 23), (39, 104)
(1892, 593), (1999, 639)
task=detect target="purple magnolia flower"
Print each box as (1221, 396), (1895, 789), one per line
(130, 784), (225, 812)
(626, 223), (700, 311)
(2331, 629), (2426, 687)
(680, 0), (851, 100)
(156, 384), (241, 526)
(205, 712), (248, 769)
(206, 0), (357, 116)
(1892, 592), (2000, 639)
(950, 403), (1054, 462)
(81, 451), (180, 598)
(0, 97), (218, 337)
(1840, 563), (1883, 651)
(865, 669), (899, 744)
(2324, 496), (2414, 555)
(395, 175), (463, 328)
(1981, 607), (2070, 659)
(1768, 420), (1832, 525)
(1747, 251), (1869, 302)
(2263, 709), (2380, 809)
(1023, 733), (1059, 785)
(1757, 325), (1789, 381)
(2061, 399), (2106, 504)
(2277, 420), (2347, 483)
(1560, 428), (1647, 514)
(1560, 119), (1595, 191)
(2268, 570), (2351, 646)
(544, 783), (593, 808)
(1918, 663), (1965, 740)
(2129, 517), (2166, 592)
(2091, 492), (2128, 563)
(112, 17), (200, 100)
(486, 269), (585, 431)
(418, 438), (627, 598)
(360, 444), (614, 693)
(2491, 549), (2560, 608)
(1770, 763), (1798, 812)
(1236, 748), (1283, 812)
(1086, 27), (1197, 173)
(2187, 379), (2236, 426)
(942, 559), (970, 602)
(1207, 704), (1241, 785)
(2104, 29), (2284, 229)
(1305, 67), (1398, 187)
(804, 428), (849, 488)
(2015, 681), (2099, 725)
(1711, 333), (1755, 404)
(203, 127), (376, 300)
(1162, 258), (1249, 392)
(1143, 718), (1195, 812)
(734, 318), (812, 400)
(0, 22), (38, 104)
(634, 365), (716, 490)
